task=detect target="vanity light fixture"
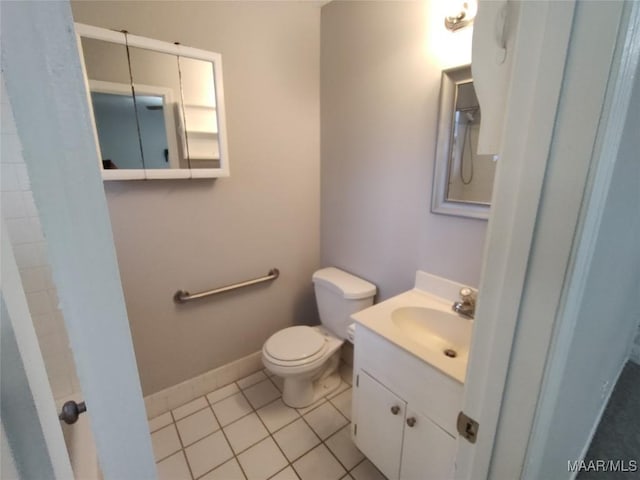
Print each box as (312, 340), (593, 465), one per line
(444, 1), (477, 31)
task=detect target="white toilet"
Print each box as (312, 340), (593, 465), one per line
(262, 267), (376, 408)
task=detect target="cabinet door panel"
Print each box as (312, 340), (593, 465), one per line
(353, 370), (405, 479)
(400, 409), (456, 480)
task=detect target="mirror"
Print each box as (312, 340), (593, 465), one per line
(432, 65), (496, 219)
(178, 56), (221, 169)
(127, 46), (182, 170)
(81, 37), (144, 170)
(75, 24), (229, 180)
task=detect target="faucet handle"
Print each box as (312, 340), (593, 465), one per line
(459, 287), (476, 303)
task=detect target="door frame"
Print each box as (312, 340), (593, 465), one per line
(1, 2), (156, 478)
(456, 1), (639, 478)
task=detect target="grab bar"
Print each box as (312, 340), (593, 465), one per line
(174, 268), (280, 303)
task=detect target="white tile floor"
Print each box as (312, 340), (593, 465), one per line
(149, 364), (387, 480)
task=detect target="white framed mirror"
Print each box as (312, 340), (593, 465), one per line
(432, 65), (496, 219)
(75, 23), (229, 180)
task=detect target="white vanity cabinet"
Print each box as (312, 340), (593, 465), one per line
(352, 325), (462, 480)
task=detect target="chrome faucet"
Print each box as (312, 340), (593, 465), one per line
(452, 287), (476, 319)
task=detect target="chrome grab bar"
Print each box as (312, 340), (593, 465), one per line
(174, 268), (279, 303)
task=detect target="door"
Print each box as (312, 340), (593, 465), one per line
(457, 0), (635, 478)
(400, 409), (456, 480)
(1, 2), (156, 478)
(353, 370), (405, 479)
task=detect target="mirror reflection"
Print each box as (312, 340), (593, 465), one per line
(432, 65), (496, 220)
(81, 37), (143, 169)
(179, 57), (220, 169)
(128, 46), (182, 168)
(446, 81), (495, 204)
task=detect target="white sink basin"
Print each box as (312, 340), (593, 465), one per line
(351, 288), (473, 383)
(392, 306), (471, 358)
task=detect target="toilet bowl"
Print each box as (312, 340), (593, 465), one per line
(262, 325), (343, 407)
(262, 268), (376, 408)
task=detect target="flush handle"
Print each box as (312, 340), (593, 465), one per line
(390, 405), (400, 415)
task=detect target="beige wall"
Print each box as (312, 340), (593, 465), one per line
(71, 1), (321, 395)
(321, 1), (488, 300)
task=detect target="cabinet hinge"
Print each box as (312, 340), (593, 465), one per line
(354, 424), (357, 436)
(457, 411), (479, 444)
(356, 374), (359, 387)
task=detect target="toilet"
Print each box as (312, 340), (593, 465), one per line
(262, 267), (376, 408)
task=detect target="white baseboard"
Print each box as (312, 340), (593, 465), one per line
(144, 351), (263, 419)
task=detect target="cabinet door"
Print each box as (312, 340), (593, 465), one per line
(400, 409), (456, 480)
(353, 370), (406, 479)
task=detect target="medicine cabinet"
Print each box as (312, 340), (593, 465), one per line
(75, 23), (229, 180)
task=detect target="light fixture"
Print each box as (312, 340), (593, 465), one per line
(444, 1), (477, 32)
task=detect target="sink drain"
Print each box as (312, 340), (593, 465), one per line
(443, 348), (457, 358)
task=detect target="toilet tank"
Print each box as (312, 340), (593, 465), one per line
(312, 267), (376, 339)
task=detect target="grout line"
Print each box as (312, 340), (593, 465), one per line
(152, 366), (360, 480)
(198, 382), (248, 480)
(152, 423), (183, 464)
(293, 384), (356, 475)
(327, 395), (352, 424)
(323, 423), (361, 474)
(172, 403), (213, 429)
(205, 381), (242, 405)
(177, 408), (224, 449)
(236, 380), (293, 474)
(178, 449), (196, 480)
(350, 457), (368, 474)
(267, 464), (301, 480)
(299, 412), (350, 476)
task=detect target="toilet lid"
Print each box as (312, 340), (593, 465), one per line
(264, 326), (325, 362)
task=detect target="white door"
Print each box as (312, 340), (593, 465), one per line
(455, 3), (577, 477)
(353, 370), (406, 479)
(1, 2), (156, 478)
(456, 0), (636, 478)
(400, 409), (456, 480)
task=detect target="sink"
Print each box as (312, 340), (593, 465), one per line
(350, 286), (474, 383)
(392, 306), (471, 358)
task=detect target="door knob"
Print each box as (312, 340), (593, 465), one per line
(390, 405), (400, 415)
(406, 417), (417, 427)
(59, 400), (86, 425)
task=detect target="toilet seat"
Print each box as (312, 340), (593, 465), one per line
(264, 326), (327, 366)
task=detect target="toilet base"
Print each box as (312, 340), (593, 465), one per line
(279, 352), (342, 408)
(282, 370), (341, 408)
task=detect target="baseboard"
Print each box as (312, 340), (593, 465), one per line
(569, 360), (627, 480)
(144, 351), (263, 419)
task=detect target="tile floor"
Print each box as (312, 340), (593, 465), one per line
(149, 364), (387, 480)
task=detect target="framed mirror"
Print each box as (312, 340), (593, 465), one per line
(75, 24), (229, 180)
(431, 65), (496, 219)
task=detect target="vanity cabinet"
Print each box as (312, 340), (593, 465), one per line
(352, 325), (462, 479)
(354, 371), (405, 477)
